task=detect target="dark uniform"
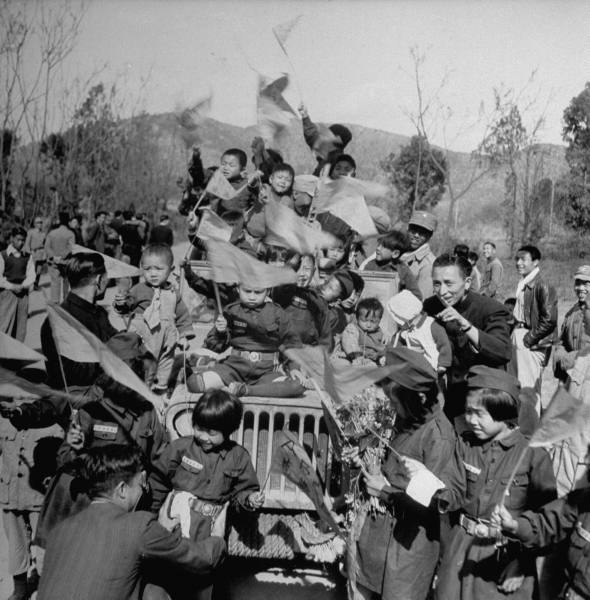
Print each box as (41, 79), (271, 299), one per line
(193, 300), (304, 397)
(423, 291), (512, 417)
(40, 292), (117, 392)
(148, 437), (258, 600)
(435, 428), (556, 600)
(272, 284), (332, 348)
(511, 489), (590, 600)
(355, 403), (455, 600)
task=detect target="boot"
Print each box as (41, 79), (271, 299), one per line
(7, 573), (28, 600)
(27, 569), (40, 596)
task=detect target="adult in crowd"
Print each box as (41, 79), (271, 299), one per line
(0, 227), (35, 342)
(511, 245), (557, 411)
(44, 212), (75, 303)
(401, 210), (437, 299)
(24, 217), (47, 290)
(119, 211), (145, 267)
(85, 211), (107, 253)
(423, 253), (512, 420)
(40, 252), (116, 395)
(149, 214), (174, 246)
(37, 445), (226, 600)
(479, 241), (504, 298)
(68, 215), (84, 247)
(103, 212), (122, 258)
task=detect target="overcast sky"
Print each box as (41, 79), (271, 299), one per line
(55, 0), (590, 151)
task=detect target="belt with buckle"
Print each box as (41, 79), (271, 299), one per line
(459, 514), (505, 542)
(190, 498), (224, 519)
(514, 321), (529, 329)
(232, 349), (278, 363)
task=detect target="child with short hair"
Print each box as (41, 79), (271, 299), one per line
(318, 269), (356, 339)
(386, 290), (452, 373)
(407, 367), (556, 599)
(363, 230), (422, 300)
(149, 390), (262, 599)
(115, 244), (193, 394)
(186, 282), (304, 398)
(329, 153), (356, 179)
(340, 297), (386, 365)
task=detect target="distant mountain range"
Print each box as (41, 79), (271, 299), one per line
(147, 111), (568, 238)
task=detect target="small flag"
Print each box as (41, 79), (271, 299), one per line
(0, 366), (74, 401)
(204, 238), (296, 289)
(72, 245), (140, 279)
(205, 169), (241, 202)
(175, 93), (213, 148)
(257, 73), (296, 146)
(0, 332), (45, 364)
(272, 15), (302, 52)
(313, 179), (381, 238)
(196, 208), (233, 242)
(45, 304), (163, 412)
(271, 429), (342, 535)
(529, 385), (590, 447)
(264, 200), (336, 255)
(284, 345), (394, 405)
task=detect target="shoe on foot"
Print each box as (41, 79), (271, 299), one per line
(227, 382), (248, 397)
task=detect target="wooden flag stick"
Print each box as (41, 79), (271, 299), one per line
(212, 281), (223, 315)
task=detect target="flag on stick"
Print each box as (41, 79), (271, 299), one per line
(284, 345), (394, 405)
(196, 208), (233, 242)
(72, 245), (140, 279)
(264, 200), (336, 255)
(0, 366), (75, 402)
(271, 429), (342, 535)
(45, 304), (164, 412)
(205, 169), (241, 202)
(0, 332), (45, 364)
(272, 15), (302, 52)
(204, 238), (296, 288)
(257, 73), (296, 146)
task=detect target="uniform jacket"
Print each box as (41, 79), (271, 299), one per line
(205, 300), (301, 354)
(149, 437), (259, 512)
(44, 225), (74, 260)
(514, 489), (590, 599)
(423, 291), (512, 385)
(38, 501), (226, 600)
(401, 243), (436, 300)
(272, 285), (332, 348)
(40, 292), (117, 389)
(520, 270), (558, 350)
(0, 415), (63, 510)
(553, 302), (590, 381)
(362, 259), (422, 300)
(56, 395), (167, 469)
(24, 228), (47, 262)
(480, 257), (503, 298)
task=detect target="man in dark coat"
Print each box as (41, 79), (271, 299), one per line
(149, 214), (174, 246)
(37, 445), (226, 600)
(423, 253), (512, 420)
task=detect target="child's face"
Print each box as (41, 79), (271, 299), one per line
(238, 286), (267, 308)
(141, 254), (173, 287)
(10, 234), (25, 252)
(331, 160), (355, 179)
(269, 170), (293, 195)
(220, 154), (243, 180)
(326, 243), (345, 263)
(357, 309), (381, 333)
(296, 256), (314, 287)
(464, 393), (508, 441)
(193, 425), (225, 451)
(320, 276), (343, 303)
(341, 289), (360, 311)
(376, 242), (395, 262)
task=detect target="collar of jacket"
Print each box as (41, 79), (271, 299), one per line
(65, 292), (102, 315)
(403, 243), (431, 262)
(192, 437), (231, 458)
(522, 267), (541, 289)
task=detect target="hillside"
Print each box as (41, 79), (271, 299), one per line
(146, 111), (568, 242)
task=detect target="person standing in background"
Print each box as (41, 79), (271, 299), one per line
(479, 241), (504, 298)
(24, 217), (47, 290)
(401, 211), (437, 299)
(44, 213), (75, 303)
(149, 214), (174, 246)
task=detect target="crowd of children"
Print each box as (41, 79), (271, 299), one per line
(0, 106), (588, 600)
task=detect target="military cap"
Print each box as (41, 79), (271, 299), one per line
(384, 346), (437, 391)
(408, 211), (437, 233)
(574, 265), (590, 282)
(466, 365), (520, 402)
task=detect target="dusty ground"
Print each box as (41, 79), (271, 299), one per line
(0, 248), (577, 597)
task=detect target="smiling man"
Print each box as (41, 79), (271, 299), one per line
(511, 245), (557, 412)
(423, 253), (512, 420)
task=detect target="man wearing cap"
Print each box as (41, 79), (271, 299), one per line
(401, 211), (437, 299)
(423, 254), (512, 420)
(553, 265), (590, 384)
